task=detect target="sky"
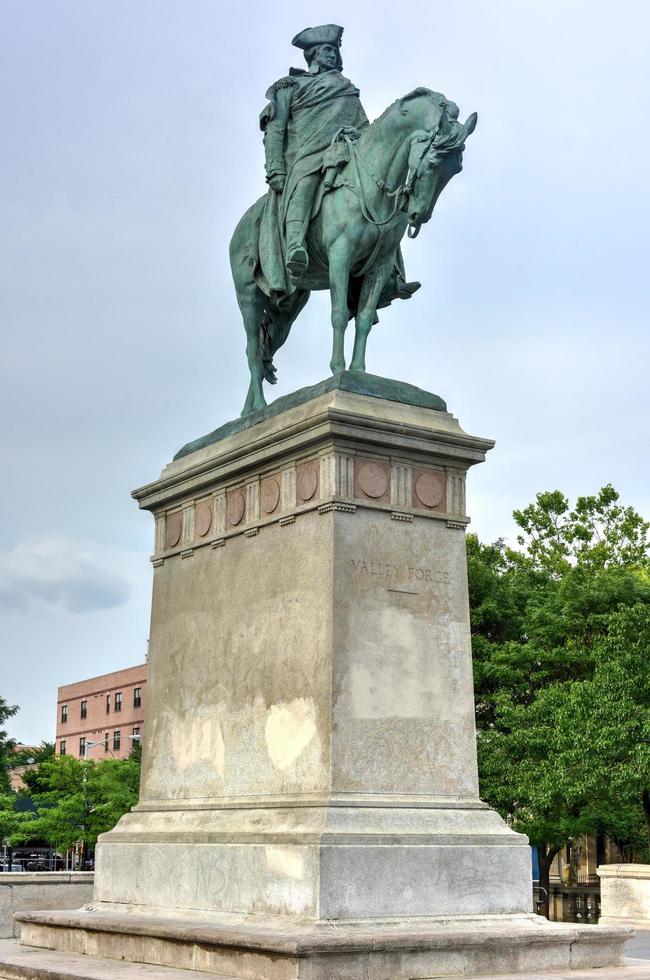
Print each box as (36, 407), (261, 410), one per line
(1, 0), (649, 744)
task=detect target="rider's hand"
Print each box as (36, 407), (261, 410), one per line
(268, 174), (286, 193)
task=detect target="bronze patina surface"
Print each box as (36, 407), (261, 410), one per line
(229, 24), (476, 415)
(174, 370), (447, 459)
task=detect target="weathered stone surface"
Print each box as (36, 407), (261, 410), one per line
(0, 874), (93, 939)
(173, 372), (448, 459)
(83, 389), (530, 924)
(13, 910), (633, 978)
(14, 389), (630, 976)
(600, 865), (650, 927)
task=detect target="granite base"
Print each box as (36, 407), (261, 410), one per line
(14, 909), (632, 979)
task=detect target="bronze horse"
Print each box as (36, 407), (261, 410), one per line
(230, 88), (476, 415)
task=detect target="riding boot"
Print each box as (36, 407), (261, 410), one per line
(285, 218), (309, 279)
(284, 174), (320, 279)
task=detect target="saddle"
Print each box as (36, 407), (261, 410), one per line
(311, 127), (360, 221)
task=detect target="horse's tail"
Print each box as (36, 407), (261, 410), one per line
(260, 311), (279, 384)
(260, 293), (309, 383)
(230, 194), (310, 386)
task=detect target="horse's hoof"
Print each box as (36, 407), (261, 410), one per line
(241, 400), (266, 417)
(330, 361), (345, 375)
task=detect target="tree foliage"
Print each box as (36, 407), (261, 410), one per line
(469, 485), (650, 911)
(8, 751), (140, 853)
(0, 696), (18, 794)
(551, 604), (650, 845)
(9, 742), (55, 768)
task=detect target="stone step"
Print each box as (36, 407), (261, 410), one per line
(0, 940), (232, 980)
(12, 908), (636, 979)
(0, 943), (649, 980)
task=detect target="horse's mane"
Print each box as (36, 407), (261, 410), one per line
(367, 87), (444, 131)
(367, 87), (467, 152)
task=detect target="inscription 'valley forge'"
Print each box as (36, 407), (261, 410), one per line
(350, 557), (451, 587)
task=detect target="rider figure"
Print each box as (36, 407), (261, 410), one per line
(260, 25), (368, 279)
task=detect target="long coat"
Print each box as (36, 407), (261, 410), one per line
(256, 69), (368, 300)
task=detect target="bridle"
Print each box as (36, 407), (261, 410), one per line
(341, 126), (447, 239)
(402, 128), (440, 238)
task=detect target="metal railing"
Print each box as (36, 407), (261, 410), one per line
(534, 882), (601, 923)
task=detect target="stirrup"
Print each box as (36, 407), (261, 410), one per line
(286, 243), (309, 278)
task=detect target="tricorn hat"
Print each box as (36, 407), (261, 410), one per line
(291, 24), (343, 50)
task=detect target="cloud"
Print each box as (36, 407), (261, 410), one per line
(0, 536), (130, 613)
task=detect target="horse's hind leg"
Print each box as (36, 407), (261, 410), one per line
(241, 375), (258, 416)
(237, 285), (267, 416)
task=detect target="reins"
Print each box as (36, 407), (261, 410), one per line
(340, 128), (438, 236)
(342, 133), (406, 228)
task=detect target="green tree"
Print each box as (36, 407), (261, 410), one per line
(0, 695), (18, 794)
(14, 752), (141, 856)
(551, 604), (650, 849)
(469, 486), (650, 915)
(9, 742), (54, 768)
(85, 753), (141, 844)
(0, 793), (19, 846)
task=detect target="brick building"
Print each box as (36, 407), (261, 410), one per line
(9, 746), (40, 791)
(55, 664), (147, 760)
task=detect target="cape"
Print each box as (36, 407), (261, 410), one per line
(256, 70), (368, 299)
(252, 70), (418, 314)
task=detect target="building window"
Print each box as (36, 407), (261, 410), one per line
(132, 727), (140, 741)
(104, 733), (109, 752)
(106, 694), (110, 714)
(59, 740), (66, 755)
(133, 687), (142, 709)
(113, 730), (121, 752)
(115, 691), (122, 713)
(61, 704), (68, 723)
(79, 737), (86, 757)
(80, 700), (87, 720)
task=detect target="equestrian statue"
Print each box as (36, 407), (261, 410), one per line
(230, 24), (477, 416)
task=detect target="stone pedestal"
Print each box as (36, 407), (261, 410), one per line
(99, 379), (532, 921)
(16, 377), (631, 976)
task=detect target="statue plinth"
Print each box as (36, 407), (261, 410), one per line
(16, 380), (630, 976)
(98, 381), (529, 922)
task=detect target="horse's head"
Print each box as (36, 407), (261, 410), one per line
(403, 107), (477, 237)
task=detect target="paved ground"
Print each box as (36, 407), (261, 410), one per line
(463, 970), (650, 978)
(0, 939), (227, 978)
(628, 931), (650, 959)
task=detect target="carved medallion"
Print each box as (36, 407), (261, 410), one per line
(356, 460), (389, 499)
(261, 477), (281, 514)
(226, 490), (246, 526)
(414, 471), (445, 509)
(296, 461), (319, 502)
(195, 500), (213, 538)
(165, 511), (183, 549)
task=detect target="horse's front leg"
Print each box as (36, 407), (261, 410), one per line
(238, 290), (267, 416)
(328, 241), (351, 375)
(241, 381), (257, 416)
(350, 263), (392, 373)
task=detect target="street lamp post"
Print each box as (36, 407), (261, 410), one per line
(76, 734), (142, 870)
(84, 732), (141, 760)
